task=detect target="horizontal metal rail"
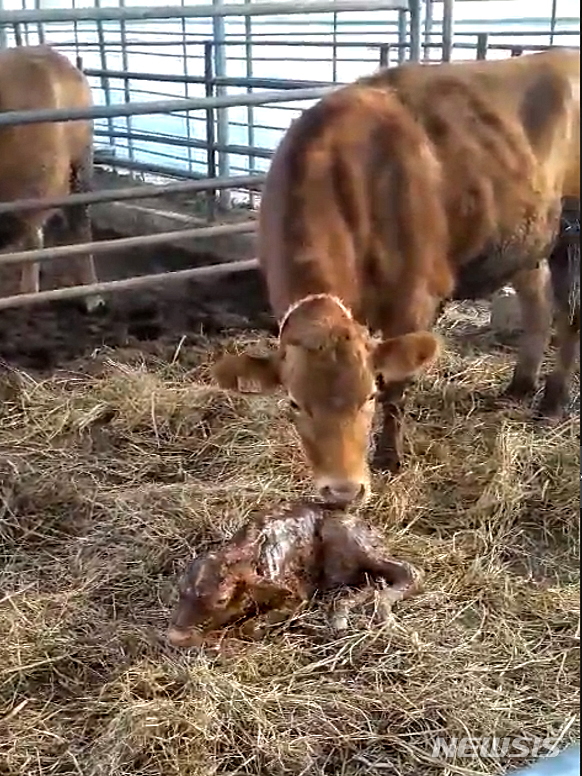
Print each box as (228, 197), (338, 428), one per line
(93, 128), (275, 161)
(0, 85), (336, 128)
(85, 69), (336, 90)
(0, 0), (408, 25)
(0, 258), (260, 311)
(0, 221), (256, 267)
(0, 174), (265, 216)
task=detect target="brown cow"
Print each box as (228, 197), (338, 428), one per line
(167, 501), (420, 648)
(0, 45), (103, 311)
(213, 49), (580, 506)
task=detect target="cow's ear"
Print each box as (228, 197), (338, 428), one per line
(212, 351), (282, 393)
(372, 332), (440, 384)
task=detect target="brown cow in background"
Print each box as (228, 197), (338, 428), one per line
(0, 45), (103, 311)
(214, 48), (580, 506)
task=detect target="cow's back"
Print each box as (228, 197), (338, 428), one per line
(0, 46), (93, 202)
(367, 49), (580, 202)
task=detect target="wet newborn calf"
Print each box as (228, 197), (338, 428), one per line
(168, 502), (420, 648)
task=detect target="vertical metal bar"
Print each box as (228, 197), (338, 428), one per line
(442, 0), (454, 62)
(332, 10), (338, 81)
(119, 0), (134, 163)
(397, 9), (407, 64)
(550, 0), (558, 45)
(34, 0), (45, 44)
(181, 0), (194, 174)
(409, 0), (422, 62)
(72, 0), (80, 63)
(204, 41), (217, 221)
(0, 0), (6, 49)
(95, 0), (116, 155)
(424, 0), (433, 62)
(212, 0), (230, 210)
(476, 32), (488, 60)
(379, 43), (390, 68)
(13, 22), (23, 46)
(244, 0), (256, 208)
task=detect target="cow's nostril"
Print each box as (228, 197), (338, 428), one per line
(319, 482), (365, 505)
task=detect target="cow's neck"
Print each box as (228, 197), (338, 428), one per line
(278, 293), (354, 338)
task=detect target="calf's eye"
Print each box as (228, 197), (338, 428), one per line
(289, 399), (300, 412)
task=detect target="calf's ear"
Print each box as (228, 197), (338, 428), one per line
(372, 332), (440, 384)
(212, 351), (282, 393)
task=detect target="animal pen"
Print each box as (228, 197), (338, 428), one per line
(0, 2), (580, 776)
(0, 0), (578, 312)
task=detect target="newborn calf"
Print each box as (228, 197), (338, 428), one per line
(168, 501), (420, 648)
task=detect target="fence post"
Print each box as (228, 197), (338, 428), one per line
(244, 0), (256, 209)
(409, 0), (421, 61)
(212, 0), (231, 210)
(442, 0), (454, 62)
(511, 46), (524, 56)
(476, 32), (488, 60)
(379, 43), (390, 68)
(0, 0), (6, 49)
(94, 0), (115, 155)
(204, 41), (217, 221)
(397, 9), (407, 63)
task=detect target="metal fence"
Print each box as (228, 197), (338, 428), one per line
(0, 0), (579, 310)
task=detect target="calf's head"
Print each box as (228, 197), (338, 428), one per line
(168, 554), (254, 648)
(213, 295), (440, 506)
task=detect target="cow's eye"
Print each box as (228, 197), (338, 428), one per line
(289, 399), (301, 412)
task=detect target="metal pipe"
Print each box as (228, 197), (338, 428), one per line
(442, 0), (454, 62)
(0, 0), (410, 26)
(476, 32), (488, 60)
(0, 85), (337, 127)
(0, 257), (260, 311)
(397, 9), (407, 63)
(408, 0), (422, 61)
(204, 41), (217, 219)
(84, 68), (335, 89)
(93, 127), (274, 160)
(0, 221), (257, 268)
(0, 174), (265, 216)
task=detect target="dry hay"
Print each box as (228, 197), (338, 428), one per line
(0, 302), (579, 776)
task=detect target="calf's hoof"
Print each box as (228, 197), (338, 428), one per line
(84, 294), (107, 315)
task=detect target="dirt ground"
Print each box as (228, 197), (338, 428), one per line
(0, 247), (579, 776)
(0, 238), (275, 373)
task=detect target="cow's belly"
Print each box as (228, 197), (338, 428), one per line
(452, 225), (560, 301)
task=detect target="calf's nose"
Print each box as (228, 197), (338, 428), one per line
(167, 626), (204, 648)
(318, 481), (366, 506)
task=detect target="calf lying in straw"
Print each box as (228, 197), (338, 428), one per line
(168, 501), (420, 648)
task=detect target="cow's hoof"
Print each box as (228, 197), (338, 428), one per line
(537, 375), (570, 420)
(372, 447), (402, 475)
(502, 374), (538, 402)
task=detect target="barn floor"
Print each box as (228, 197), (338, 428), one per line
(0, 258), (579, 776)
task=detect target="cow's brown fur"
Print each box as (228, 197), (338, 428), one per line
(167, 501), (420, 648)
(0, 45), (103, 311)
(214, 49), (580, 504)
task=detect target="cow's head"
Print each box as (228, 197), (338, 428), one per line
(213, 295), (440, 506)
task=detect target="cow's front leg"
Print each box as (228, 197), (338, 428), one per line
(504, 263), (553, 401)
(371, 379), (410, 474)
